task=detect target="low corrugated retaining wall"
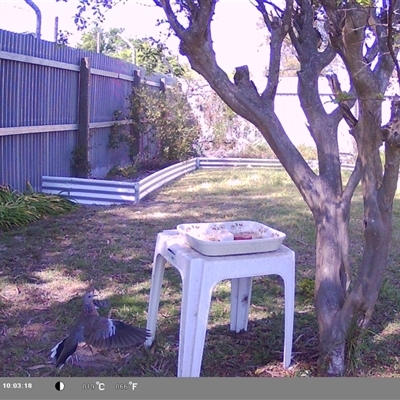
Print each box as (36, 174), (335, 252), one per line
(197, 157), (283, 169)
(42, 176), (139, 205)
(138, 159), (197, 201)
(42, 157), (363, 205)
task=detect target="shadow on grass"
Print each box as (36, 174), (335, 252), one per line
(146, 309), (320, 377)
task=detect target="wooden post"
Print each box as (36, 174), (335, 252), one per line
(130, 70), (142, 161)
(75, 57), (91, 178)
(160, 78), (166, 93)
(133, 69), (141, 87)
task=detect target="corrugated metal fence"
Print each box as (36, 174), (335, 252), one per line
(0, 29), (174, 192)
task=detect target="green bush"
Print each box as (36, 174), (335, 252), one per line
(0, 183), (77, 230)
(109, 82), (202, 164)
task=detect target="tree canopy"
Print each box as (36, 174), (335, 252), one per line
(76, 26), (185, 76)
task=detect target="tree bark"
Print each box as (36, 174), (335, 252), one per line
(313, 199), (350, 376)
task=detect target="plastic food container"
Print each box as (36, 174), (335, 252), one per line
(176, 221), (286, 256)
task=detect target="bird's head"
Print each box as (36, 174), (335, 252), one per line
(83, 292), (97, 313)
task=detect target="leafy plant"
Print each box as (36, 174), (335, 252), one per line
(71, 145), (92, 177)
(188, 80), (270, 158)
(297, 278), (315, 303)
(0, 183), (76, 230)
(106, 164), (138, 179)
(110, 82), (202, 164)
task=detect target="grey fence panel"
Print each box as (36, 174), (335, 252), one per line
(90, 72), (132, 123)
(1, 29), (111, 68)
(0, 60), (79, 128)
(0, 129), (76, 190)
(0, 29), (173, 192)
(46, 130), (77, 180)
(89, 127), (131, 179)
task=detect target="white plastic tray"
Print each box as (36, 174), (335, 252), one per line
(176, 221), (286, 256)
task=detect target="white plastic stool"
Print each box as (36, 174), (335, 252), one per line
(145, 230), (295, 377)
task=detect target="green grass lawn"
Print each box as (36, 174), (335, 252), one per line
(0, 167), (399, 377)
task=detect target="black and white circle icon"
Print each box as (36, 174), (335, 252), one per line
(55, 381), (65, 391)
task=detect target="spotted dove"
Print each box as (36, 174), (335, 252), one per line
(50, 292), (150, 368)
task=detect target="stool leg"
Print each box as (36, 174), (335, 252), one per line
(230, 277), (253, 333)
(145, 253), (166, 347)
(178, 261), (213, 377)
(282, 268), (295, 368)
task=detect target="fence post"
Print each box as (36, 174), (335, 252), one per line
(75, 57), (91, 178)
(130, 70), (142, 161)
(160, 78), (166, 93)
(133, 69), (141, 87)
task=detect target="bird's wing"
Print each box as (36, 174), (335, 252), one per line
(92, 298), (111, 309)
(84, 317), (150, 349)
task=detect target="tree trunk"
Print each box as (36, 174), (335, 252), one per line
(313, 189), (394, 376)
(312, 99), (398, 375)
(312, 198), (349, 376)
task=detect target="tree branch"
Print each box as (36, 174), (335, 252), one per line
(326, 73), (358, 129)
(379, 140), (400, 208)
(379, 96), (400, 207)
(254, 0), (293, 103)
(343, 157), (362, 203)
(157, 0), (189, 40)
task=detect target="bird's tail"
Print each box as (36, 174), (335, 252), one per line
(50, 337), (78, 369)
